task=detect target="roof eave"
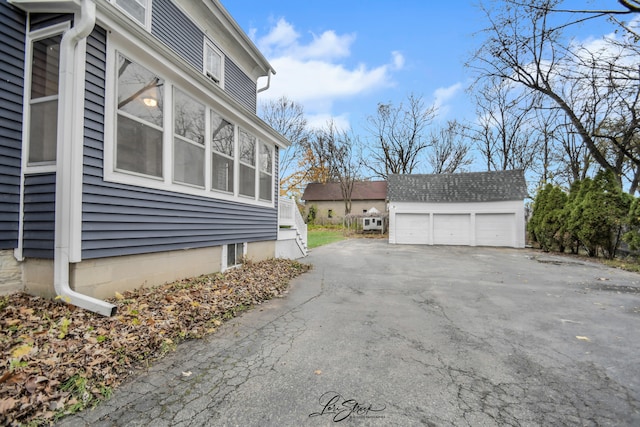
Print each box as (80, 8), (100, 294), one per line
(204, 0), (275, 78)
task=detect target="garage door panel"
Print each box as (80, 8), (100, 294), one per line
(476, 213), (515, 247)
(395, 213), (430, 244)
(433, 214), (470, 245)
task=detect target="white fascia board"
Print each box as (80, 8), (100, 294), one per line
(202, 0), (274, 77)
(9, 0), (81, 13)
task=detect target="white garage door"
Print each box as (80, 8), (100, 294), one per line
(395, 213), (430, 244)
(476, 213), (515, 247)
(433, 214), (470, 245)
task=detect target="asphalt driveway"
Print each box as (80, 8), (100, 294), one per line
(60, 239), (640, 426)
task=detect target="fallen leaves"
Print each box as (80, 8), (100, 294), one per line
(576, 336), (591, 342)
(10, 345), (32, 359)
(0, 258), (310, 426)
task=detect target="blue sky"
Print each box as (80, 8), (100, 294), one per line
(225, 1), (619, 134)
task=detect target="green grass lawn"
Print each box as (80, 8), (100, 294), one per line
(307, 227), (347, 248)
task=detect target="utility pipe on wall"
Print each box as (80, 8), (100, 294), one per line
(54, 0), (116, 316)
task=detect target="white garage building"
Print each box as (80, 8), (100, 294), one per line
(388, 170), (527, 248)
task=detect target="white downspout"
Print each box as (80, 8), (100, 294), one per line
(55, 0), (116, 316)
(256, 69), (272, 94)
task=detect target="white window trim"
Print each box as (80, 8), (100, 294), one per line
(203, 38), (224, 88)
(222, 242), (246, 271)
(103, 37), (276, 209)
(211, 147), (236, 194)
(238, 128), (257, 200)
(210, 112), (236, 195)
(111, 0), (153, 31)
(259, 141), (274, 202)
(113, 51), (166, 181)
(21, 21), (70, 174)
(172, 87), (206, 188)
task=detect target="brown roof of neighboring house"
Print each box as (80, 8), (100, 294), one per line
(302, 181), (387, 202)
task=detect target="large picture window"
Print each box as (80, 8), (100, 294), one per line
(28, 34), (61, 164)
(173, 89), (205, 187)
(211, 111), (234, 193)
(239, 129), (256, 198)
(108, 47), (276, 206)
(115, 54), (164, 178)
(259, 142), (273, 201)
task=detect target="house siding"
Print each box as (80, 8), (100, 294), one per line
(22, 173), (56, 258)
(151, 0), (257, 112)
(224, 57), (257, 112)
(151, 0), (202, 71)
(81, 26), (277, 260)
(0, 1), (26, 250)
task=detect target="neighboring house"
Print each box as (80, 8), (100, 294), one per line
(0, 0), (293, 315)
(388, 170), (527, 248)
(301, 181), (387, 222)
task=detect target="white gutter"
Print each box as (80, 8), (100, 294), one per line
(54, 0), (117, 316)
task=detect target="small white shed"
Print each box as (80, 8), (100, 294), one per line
(362, 207), (383, 231)
(388, 170), (527, 248)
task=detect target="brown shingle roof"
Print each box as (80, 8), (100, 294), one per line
(302, 181), (387, 202)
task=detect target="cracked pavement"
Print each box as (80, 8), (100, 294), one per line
(58, 240), (640, 426)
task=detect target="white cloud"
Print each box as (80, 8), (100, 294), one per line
(265, 57), (391, 104)
(391, 51), (405, 70)
(257, 18), (354, 60)
(306, 112), (351, 131)
(433, 82), (463, 117)
(254, 18), (400, 125)
(299, 30), (355, 60)
(256, 18), (298, 55)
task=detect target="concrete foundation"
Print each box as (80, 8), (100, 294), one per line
(0, 250), (23, 295)
(19, 241), (277, 300)
(245, 240), (275, 262)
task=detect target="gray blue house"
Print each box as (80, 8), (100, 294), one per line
(0, 0), (299, 315)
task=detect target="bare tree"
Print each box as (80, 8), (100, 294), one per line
(365, 93), (436, 179)
(315, 120), (362, 215)
(427, 120), (473, 174)
(467, 77), (539, 172)
(259, 96), (309, 197)
(469, 0), (640, 192)
(304, 127), (336, 185)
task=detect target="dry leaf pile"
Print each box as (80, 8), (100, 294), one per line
(0, 258), (310, 426)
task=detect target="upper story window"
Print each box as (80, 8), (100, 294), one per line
(115, 53), (164, 178)
(204, 40), (224, 86)
(28, 34), (61, 165)
(114, 0), (152, 28)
